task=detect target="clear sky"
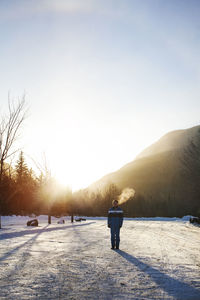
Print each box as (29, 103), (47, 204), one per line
(0, 0), (200, 190)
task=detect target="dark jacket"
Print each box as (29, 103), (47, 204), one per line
(108, 206), (123, 228)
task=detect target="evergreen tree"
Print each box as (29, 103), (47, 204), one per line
(14, 151), (37, 214)
(15, 151), (29, 184)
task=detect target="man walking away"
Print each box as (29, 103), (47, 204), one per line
(108, 199), (123, 250)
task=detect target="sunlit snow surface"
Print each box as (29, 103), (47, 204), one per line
(0, 216), (200, 299)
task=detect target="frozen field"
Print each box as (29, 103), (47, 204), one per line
(0, 216), (200, 300)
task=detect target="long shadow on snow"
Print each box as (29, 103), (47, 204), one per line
(0, 226), (54, 299)
(117, 250), (200, 300)
(0, 225), (49, 263)
(0, 222), (96, 241)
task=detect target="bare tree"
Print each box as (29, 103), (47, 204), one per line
(0, 96), (27, 228)
(40, 154), (52, 224)
(29, 153), (52, 224)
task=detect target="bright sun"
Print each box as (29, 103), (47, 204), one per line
(51, 157), (96, 192)
(54, 168), (88, 192)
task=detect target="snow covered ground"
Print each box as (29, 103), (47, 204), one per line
(0, 216), (200, 299)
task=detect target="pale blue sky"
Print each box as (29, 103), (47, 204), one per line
(0, 0), (200, 190)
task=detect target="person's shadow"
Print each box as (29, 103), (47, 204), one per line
(117, 250), (200, 300)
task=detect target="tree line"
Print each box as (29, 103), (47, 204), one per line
(0, 151), (121, 218)
(0, 150), (72, 216)
(1, 149), (200, 219)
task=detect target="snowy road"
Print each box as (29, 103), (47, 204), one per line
(0, 216), (200, 299)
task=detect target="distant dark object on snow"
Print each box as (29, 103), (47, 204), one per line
(27, 219), (38, 226)
(75, 218), (81, 222)
(75, 217), (86, 222)
(57, 219), (65, 224)
(190, 217), (200, 225)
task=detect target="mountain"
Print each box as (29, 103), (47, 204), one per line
(136, 126), (200, 159)
(89, 125), (200, 216)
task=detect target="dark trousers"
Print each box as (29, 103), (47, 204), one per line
(110, 226), (120, 248)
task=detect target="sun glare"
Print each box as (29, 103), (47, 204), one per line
(53, 164), (93, 192)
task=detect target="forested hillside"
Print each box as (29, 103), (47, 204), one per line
(89, 126), (200, 217)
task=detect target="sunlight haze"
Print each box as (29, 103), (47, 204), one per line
(0, 0), (200, 190)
